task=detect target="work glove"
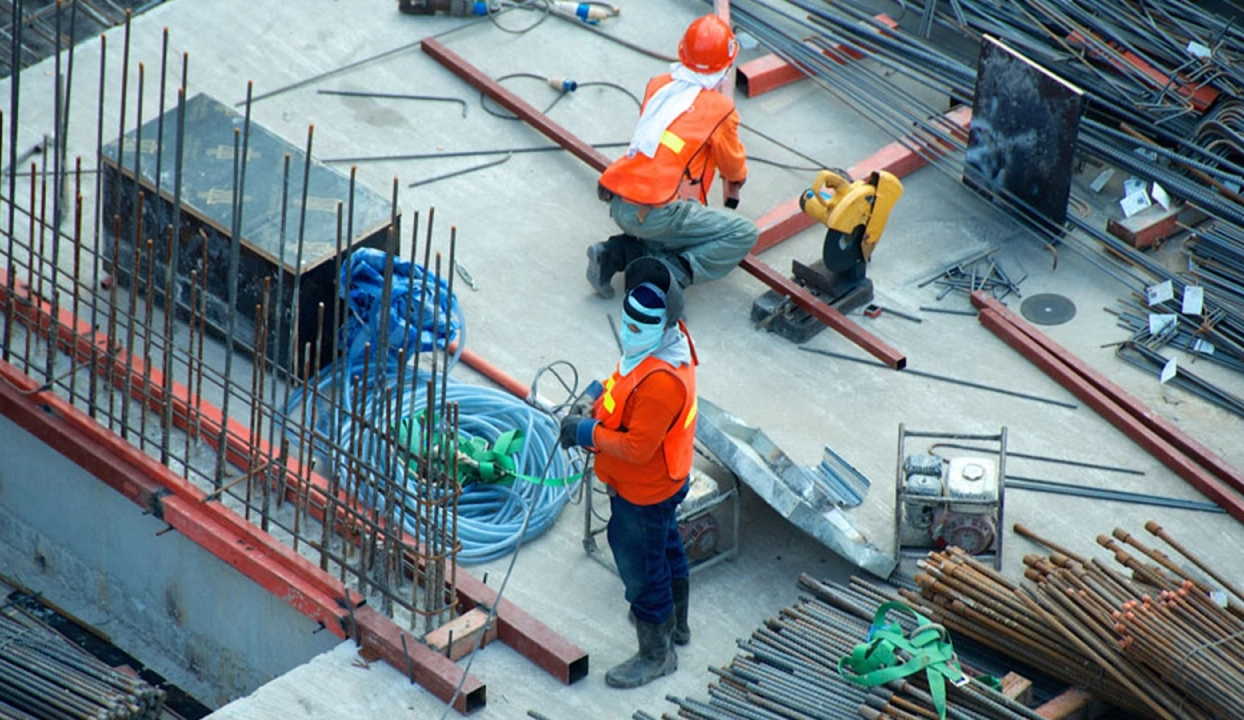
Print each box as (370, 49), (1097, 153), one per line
(559, 414), (599, 450)
(724, 178), (746, 209)
(570, 379), (605, 416)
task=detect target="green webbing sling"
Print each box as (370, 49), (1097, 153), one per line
(394, 415), (581, 487)
(838, 601), (968, 720)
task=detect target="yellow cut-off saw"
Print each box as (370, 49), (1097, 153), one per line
(799, 169), (904, 290)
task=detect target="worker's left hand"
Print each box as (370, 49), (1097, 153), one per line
(724, 178), (745, 209)
(559, 415), (599, 449)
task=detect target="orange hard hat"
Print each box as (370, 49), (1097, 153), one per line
(678, 15), (738, 74)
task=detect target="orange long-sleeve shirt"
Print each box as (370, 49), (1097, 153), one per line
(591, 370), (688, 503)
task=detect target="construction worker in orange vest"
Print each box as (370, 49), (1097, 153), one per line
(559, 257), (698, 688)
(588, 15), (759, 298)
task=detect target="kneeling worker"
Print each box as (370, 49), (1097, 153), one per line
(588, 15), (759, 297)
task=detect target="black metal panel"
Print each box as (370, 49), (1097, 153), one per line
(964, 36), (1083, 230)
(102, 93), (395, 371)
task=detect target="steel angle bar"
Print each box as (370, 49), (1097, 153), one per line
(695, 397), (896, 577)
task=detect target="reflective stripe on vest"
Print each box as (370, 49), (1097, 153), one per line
(598, 74), (735, 206)
(597, 356), (698, 482)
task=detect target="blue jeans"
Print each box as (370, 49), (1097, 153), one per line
(610, 196), (759, 284)
(607, 482), (690, 624)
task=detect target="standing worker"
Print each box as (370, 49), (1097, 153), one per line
(560, 257), (698, 688)
(588, 14), (760, 298)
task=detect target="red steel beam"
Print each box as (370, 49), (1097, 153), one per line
(0, 269), (586, 693)
(973, 305), (1244, 524)
(740, 255), (906, 369)
(0, 343), (487, 717)
(421, 38), (610, 173)
(421, 37), (906, 368)
(972, 291), (1244, 490)
(753, 104), (974, 254)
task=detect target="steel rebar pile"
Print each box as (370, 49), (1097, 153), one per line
(0, 603), (165, 719)
(902, 525), (1244, 720)
(653, 573), (1050, 720)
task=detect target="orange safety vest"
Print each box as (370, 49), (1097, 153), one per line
(593, 322), (699, 505)
(598, 74), (737, 206)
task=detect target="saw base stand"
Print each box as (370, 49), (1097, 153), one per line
(751, 258), (874, 344)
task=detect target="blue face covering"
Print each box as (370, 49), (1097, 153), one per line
(619, 283), (666, 375)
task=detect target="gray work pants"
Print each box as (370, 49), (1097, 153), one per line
(610, 196), (759, 285)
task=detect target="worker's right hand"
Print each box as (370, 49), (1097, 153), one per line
(559, 415), (599, 450)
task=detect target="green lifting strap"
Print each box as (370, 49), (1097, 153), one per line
(394, 415), (580, 488)
(838, 601), (968, 720)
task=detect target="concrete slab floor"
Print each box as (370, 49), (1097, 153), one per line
(2, 0), (1243, 717)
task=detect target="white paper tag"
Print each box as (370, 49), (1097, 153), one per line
(1146, 280), (1174, 306)
(1121, 190), (1152, 217)
(1182, 286), (1204, 315)
(1133, 147), (1159, 162)
(1160, 357), (1178, 384)
(1192, 337), (1215, 355)
(1089, 168), (1114, 193)
(1149, 313), (1177, 335)
(1124, 175), (1148, 196)
(1151, 182), (1171, 210)
(1187, 41), (1212, 59)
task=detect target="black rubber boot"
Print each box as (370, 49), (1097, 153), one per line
(605, 614), (677, 688)
(672, 576), (690, 646)
(586, 234), (641, 298)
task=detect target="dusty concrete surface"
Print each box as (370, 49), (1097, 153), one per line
(2, 0), (1243, 718)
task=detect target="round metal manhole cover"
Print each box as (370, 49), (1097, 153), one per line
(1020, 293), (1077, 325)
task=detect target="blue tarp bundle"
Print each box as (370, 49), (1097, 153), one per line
(339, 248), (461, 365)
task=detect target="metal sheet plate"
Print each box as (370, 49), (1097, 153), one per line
(1021, 293), (1077, 325)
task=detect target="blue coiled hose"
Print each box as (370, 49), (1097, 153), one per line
(286, 253), (577, 564)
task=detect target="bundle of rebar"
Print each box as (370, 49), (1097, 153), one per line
(0, 603), (165, 719)
(651, 574), (1051, 720)
(900, 524), (1244, 720)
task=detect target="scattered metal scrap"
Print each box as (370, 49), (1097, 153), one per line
(800, 346), (1077, 409)
(919, 248), (1026, 303)
(317, 88), (469, 117)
